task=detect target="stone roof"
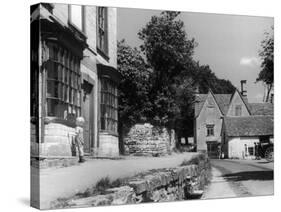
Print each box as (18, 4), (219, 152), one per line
(224, 116), (273, 137)
(195, 93), (273, 117)
(194, 94), (232, 117)
(248, 103), (274, 115)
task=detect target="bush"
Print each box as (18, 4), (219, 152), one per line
(95, 177), (111, 194)
(180, 153), (207, 166)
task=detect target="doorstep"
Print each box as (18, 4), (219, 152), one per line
(30, 155), (125, 169)
(31, 156), (79, 169)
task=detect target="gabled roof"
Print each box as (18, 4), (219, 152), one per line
(194, 93), (232, 117)
(248, 103), (274, 116)
(224, 116), (273, 137)
(195, 89), (274, 118)
(226, 88), (251, 116)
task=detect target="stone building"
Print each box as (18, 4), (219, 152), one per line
(31, 3), (121, 158)
(194, 88), (273, 159)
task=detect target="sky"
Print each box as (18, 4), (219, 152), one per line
(117, 8), (273, 103)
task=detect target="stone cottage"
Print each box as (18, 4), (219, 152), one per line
(31, 3), (121, 158)
(194, 88), (273, 159)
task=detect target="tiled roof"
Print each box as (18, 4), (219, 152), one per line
(249, 103), (274, 115)
(224, 116), (273, 137)
(194, 94), (207, 117)
(214, 94), (232, 115)
(195, 92), (274, 117)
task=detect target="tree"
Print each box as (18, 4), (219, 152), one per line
(138, 11), (197, 130)
(117, 40), (152, 153)
(193, 63), (235, 94)
(257, 27), (274, 102)
(173, 77), (195, 144)
(117, 11), (236, 151)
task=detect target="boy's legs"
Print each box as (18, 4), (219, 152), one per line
(78, 143), (85, 163)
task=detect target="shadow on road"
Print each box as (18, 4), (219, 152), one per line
(257, 161), (272, 164)
(223, 171), (273, 181)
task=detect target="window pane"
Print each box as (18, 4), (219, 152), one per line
(47, 62), (58, 80)
(64, 69), (68, 84)
(47, 99), (57, 116)
(97, 7), (107, 52)
(70, 5), (82, 30)
(47, 81), (58, 98)
(100, 78), (118, 132)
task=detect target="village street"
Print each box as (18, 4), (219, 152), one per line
(36, 153), (196, 209)
(202, 159), (274, 199)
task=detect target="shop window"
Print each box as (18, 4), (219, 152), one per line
(97, 7), (108, 54)
(46, 42), (81, 119)
(235, 105), (242, 116)
(100, 78), (118, 133)
(206, 125), (214, 136)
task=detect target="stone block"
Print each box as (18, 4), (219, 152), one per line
(128, 180), (148, 194)
(106, 186), (136, 205)
(67, 195), (112, 207)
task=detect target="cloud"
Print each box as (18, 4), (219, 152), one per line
(240, 57), (260, 67)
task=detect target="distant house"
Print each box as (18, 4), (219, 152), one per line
(194, 89), (273, 159)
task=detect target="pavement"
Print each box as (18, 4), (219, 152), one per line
(34, 152), (196, 209)
(202, 159), (274, 200)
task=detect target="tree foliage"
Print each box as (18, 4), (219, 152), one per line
(257, 27), (274, 102)
(117, 39), (151, 129)
(257, 27), (274, 84)
(138, 11), (197, 129)
(117, 11), (236, 147)
(193, 63), (235, 94)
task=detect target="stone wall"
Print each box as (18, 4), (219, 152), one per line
(51, 154), (211, 208)
(97, 133), (119, 157)
(124, 124), (175, 156)
(42, 122), (76, 157)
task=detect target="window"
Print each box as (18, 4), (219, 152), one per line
(69, 5), (84, 31)
(235, 105), (242, 116)
(206, 125), (214, 136)
(46, 42), (81, 119)
(207, 98), (214, 107)
(248, 147), (254, 156)
(97, 7), (108, 54)
(100, 78), (118, 133)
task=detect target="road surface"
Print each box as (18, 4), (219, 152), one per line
(35, 152), (196, 209)
(202, 159), (274, 199)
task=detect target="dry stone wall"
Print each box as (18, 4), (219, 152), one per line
(52, 154), (211, 208)
(124, 123), (175, 156)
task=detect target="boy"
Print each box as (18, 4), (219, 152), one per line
(75, 116), (86, 163)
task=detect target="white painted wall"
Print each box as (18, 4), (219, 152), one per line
(228, 137), (259, 159)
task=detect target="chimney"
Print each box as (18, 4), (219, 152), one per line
(240, 80), (247, 97)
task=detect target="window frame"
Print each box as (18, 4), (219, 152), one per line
(235, 105), (242, 116)
(248, 146), (255, 156)
(206, 124), (215, 137)
(68, 5), (86, 33)
(99, 77), (118, 134)
(45, 42), (82, 120)
(97, 7), (108, 57)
